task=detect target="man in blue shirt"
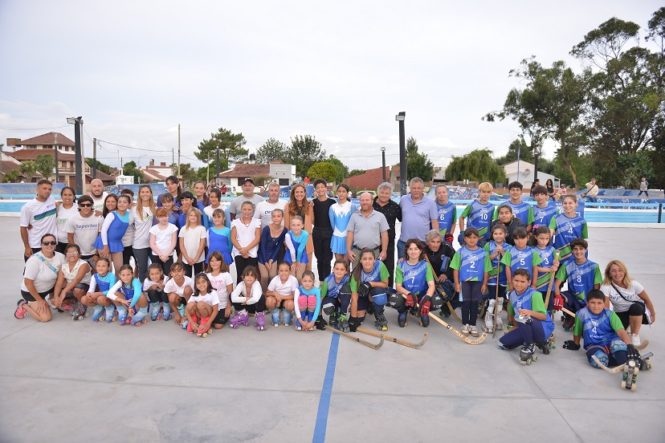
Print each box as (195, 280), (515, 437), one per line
(398, 178), (438, 259)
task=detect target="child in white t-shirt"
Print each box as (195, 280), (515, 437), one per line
(144, 263), (170, 321)
(266, 262), (298, 327)
(186, 273), (220, 337)
(206, 251), (234, 329)
(165, 262), (193, 327)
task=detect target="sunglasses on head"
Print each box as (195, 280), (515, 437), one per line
(79, 203), (92, 208)
(42, 241), (57, 246)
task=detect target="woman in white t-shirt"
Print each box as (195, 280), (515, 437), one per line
(600, 259), (656, 347)
(206, 251), (234, 327)
(231, 201), (261, 283)
(56, 187), (78, 254)
(132, 185), (156, 282)
(149, 208), (178, 275)
(52, 244), (92, 319)
(185, 273), (220, 337)
(178, 208), (207, 277)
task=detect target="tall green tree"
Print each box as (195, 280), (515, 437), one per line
(256, 138), (288, 164)
(325, 155), (349, 183)
(195, 128), (248, 173)
(122, 161), (142, 183)
(35, 154), (54, 178)
(405, 137), (434, 181)
(286, 135), (326, 178)
(20, 160), (37, 178)
(494, 138), (533, 166)
(307, 161), (339, 183)
(86, 158), (113, 175)
(445, 149), (505, 184)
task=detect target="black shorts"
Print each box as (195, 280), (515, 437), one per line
(122, 246), (134, 265)
(21, 289), (53, 303)
(213, 310), (229, 325)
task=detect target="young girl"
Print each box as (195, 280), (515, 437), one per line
(158, 193), (180, 226)
(283, 215), (309, 281)
(149, 208), (178, 275)
(498, 269), (554, 363)
(490, 204), (523, 246)
(94, 194), (118, 255)
(450, 229), (490, 336)
(483, 224), (510, 333)
(193, 181), (210, 227)
(158, 175), (182, 210)
(284, 183), (313, 268)
(165, 262), (194, 326)
(534, 226), (559, 311)
(203, 189), (229, 228)
(186, 273), (220, 337)
(100, 194), (133, 275)
(329, 184), (355, 262)
(206, 252), (233, 329)
(230, 266), (265, 330)
(107, 264), (148, 326)
(56, 186), (78, 254)
(132, 185), (155, 282)
(52, 244), (92, 320)
(266, 261), (298, 327)
(258, 209), (291, 291)
(549, 195), (588, 264)
(295, 271), (321, 331)
(206, 208), (233, 266)
(231, 201), (261, 283)
(178, 208), (207, 277)
(176, 191), (197, 230)
(501, 227), (541, 290)
(350, 249), (390, 331)
(81, 258), (117, 322)
(320, 261), (353, 332)
(144, 263), (169, 321)
(119, 189), (135, 267)
(395, 240), (436, 328)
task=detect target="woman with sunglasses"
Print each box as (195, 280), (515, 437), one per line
(66, 195), (102, 264)
(14, 233), (66, 322)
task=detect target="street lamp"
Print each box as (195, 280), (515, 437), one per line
(381, 146), (386, 182)
(66, 116), (83, 194)
(395, 112), (406, 195)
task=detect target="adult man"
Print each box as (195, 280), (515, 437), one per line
(346, 193), (389, 268)
(311, 179), (336, 280)
(66, 195), (102, 263)
(373, 182), (401, 285)
(88, 178), (108, 216)
(582, 178), (599, 202)
(254, 182), (286, 229)
(20, 180), (57, 261)
(229, 178), (264, 220)
(397, 177), (438, 259)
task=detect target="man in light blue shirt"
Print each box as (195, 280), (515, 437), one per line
(398, 177), (438, 259)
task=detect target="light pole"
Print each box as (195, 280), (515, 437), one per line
(381, 146), (386, 182)
(395, 112), (406, 195)
(66, 116), (83, 194)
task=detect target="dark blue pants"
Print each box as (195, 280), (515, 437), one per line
(500, 318), (546, 349)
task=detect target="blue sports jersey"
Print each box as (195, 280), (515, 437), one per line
(535, 245), (556, 290)
(119, 278), (143, 308)
(561, 259), (600, 301)
(436, 201), (456, 237)
(505, 201), (532, 226)
(398, 260), (429, 296)
(508, 246), (537, 276)
(508, 287), (554, 337)
(532, 202), (558, 231)
(457, 246), (488, 282)
(463, 201), (494, 240)
(93, 272), (116, 295)
(577, 307), (619, 348)
(486, 241), (509, 286)
(551, 213), (587, 262)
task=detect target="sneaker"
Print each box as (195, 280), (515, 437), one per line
(315, 317), (327, 330)
(469, 325), (479, 337)
(497, 342), (509, 351)
(462, 324), (470, 335)
(631, 334), (641, 347)
(14, 300), (27, 319)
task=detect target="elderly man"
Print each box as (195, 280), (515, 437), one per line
(397, 177), (438, 259)
(254, 182), (286, 229)
(20, 180), (57, 261)
(346, 192), (389, 268)
(229, 177), (264, 220)
(88, 178), (108, 215)
(373, 182), (401, 285)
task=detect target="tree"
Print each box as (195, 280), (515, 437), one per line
(325, 155), (349, 183)
(307, 161), (339, 184)
(3, 169), (21, 183)
(256, 138), (288, 164)
(405, 137), (434, 181)
(86, 158), (113, 175)
(195, 128), (248, 173)
(495, 138), (533, 166)
(445, 149), (506, 184)
(122, 161), (142, 183)
(285, 135), (326, 177)
(348, 169), (364, 177)
(171, 163), (197, 186)
(35, 154), (54, 178)
(20, 160), (37, 178)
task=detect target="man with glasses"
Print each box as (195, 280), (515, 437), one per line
(66, 195), (102, 264)
(20, 180), (58, 262)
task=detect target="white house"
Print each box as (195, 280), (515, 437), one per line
(503, 161), (559, 189)
(219, 161), (296, 192)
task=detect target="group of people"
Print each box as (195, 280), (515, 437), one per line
(15, 176), (656, 369)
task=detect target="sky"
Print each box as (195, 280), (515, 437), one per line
(0, 0), (662, 173)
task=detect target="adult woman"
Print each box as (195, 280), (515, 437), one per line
(14, 233), (65, 322)
(193, 181), (210, 227)
(600, 260), (656, 346)
(52, 244), (92, 319)
(545, 179), (555, 201)
(284, 183), (313, 268)
(158, 175), (182, 211)
(132, 185), (156, 282)
(231, 201), (261, 283)
(204, 188), (230, 228)
(56, 186), (78, 254)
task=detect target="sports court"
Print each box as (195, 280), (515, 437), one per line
(0, 216), (663, 443)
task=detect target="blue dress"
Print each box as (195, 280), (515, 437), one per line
(101, 211), (130, 253)
(329, 201), (355, 254)
(206, 227), (233, 265)
(284, 230), (309, 264)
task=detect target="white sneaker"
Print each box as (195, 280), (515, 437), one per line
(462, 324), (470, 335)
(631, 334), (641, 347)
(470, 325), (479, 337)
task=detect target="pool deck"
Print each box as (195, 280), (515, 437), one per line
(0, 216), (663, 443)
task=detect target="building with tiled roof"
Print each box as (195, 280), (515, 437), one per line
(219, 162), (295, 191)
(139, 160), (173, 183)
(343, 166), (391, 192)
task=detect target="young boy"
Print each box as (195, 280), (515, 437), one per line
(549, 195), (588, 264)
(458, 182), (495, 246)
(533, 226), (559, 310)
(450, 228), (490, 337)
(498, 269), (554, 361)
(502, 227), (541, 291)
(496, 181), (534, 231)
(490, 204), (523, 245)
(531, 185), (558, 234)
(563, 289), (641, 370)
(434, 184), (457, 244)
(554, 238), (602, 329)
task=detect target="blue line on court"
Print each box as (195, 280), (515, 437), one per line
(312, 333), (340, 443)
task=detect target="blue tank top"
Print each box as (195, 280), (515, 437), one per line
(207, 227), (233, 264)
(399, 260), (429, 296)
(94, 272), (116, 295)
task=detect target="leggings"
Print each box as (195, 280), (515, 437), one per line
(150, 254), (173, 276)
(232, 295), (266, 314)
(133, 247), (151, 282)
(312, 228), (333, 281)
(500, 318), (547, 348)
(183, 262), (205, 279)
(461, 281), (483, 325)
(146, 289), (169, 304)
(234, 256), (259, 284)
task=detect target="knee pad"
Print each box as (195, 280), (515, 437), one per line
(610, 339), (628, 354)
(298, 296), (308, 312)
(430, 293), (443, 310)
(322, 302), (336, 316)
(306, 295), (317, 311)
(388, 290), (405, 310)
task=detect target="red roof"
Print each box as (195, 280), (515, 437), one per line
(0, 160), (21, 175)
(86, 169), (115, 182)
(343, 166), (391, 191)
(142, 168), (168, 182)
(219, 163), (270, 178)
(7, 149), (76, 162)
(19, 132), (75, 147)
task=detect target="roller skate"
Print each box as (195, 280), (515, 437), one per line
(149, 302), (161, 321)
(295, 318), (302, 331)
(282, 310), (292, 327)
(91, 305), (104, 322)
(315, 316), (327, 330)
(104, 305), (116, 323)
(337, 313), (350, 333)
(255, 312), (266, 331)
(621, 359), (640, 391)
(419, 313), (429, 328)
(197, 317), (211, 337)
(536, 341), (551, 355)
(117, 307), (129, 325)
(519, 343), (537, 365)
(131, 308), (148, 326)
(72, 303), (87, 321)
(162, 304), (171, 321)
(398, 311), (407, 328)
(229, 311), (249, 329)
(375, 311), (388, 331)
(271, 308), (280, 327)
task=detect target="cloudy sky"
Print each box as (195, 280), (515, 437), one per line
(0, 1), (661, 172)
